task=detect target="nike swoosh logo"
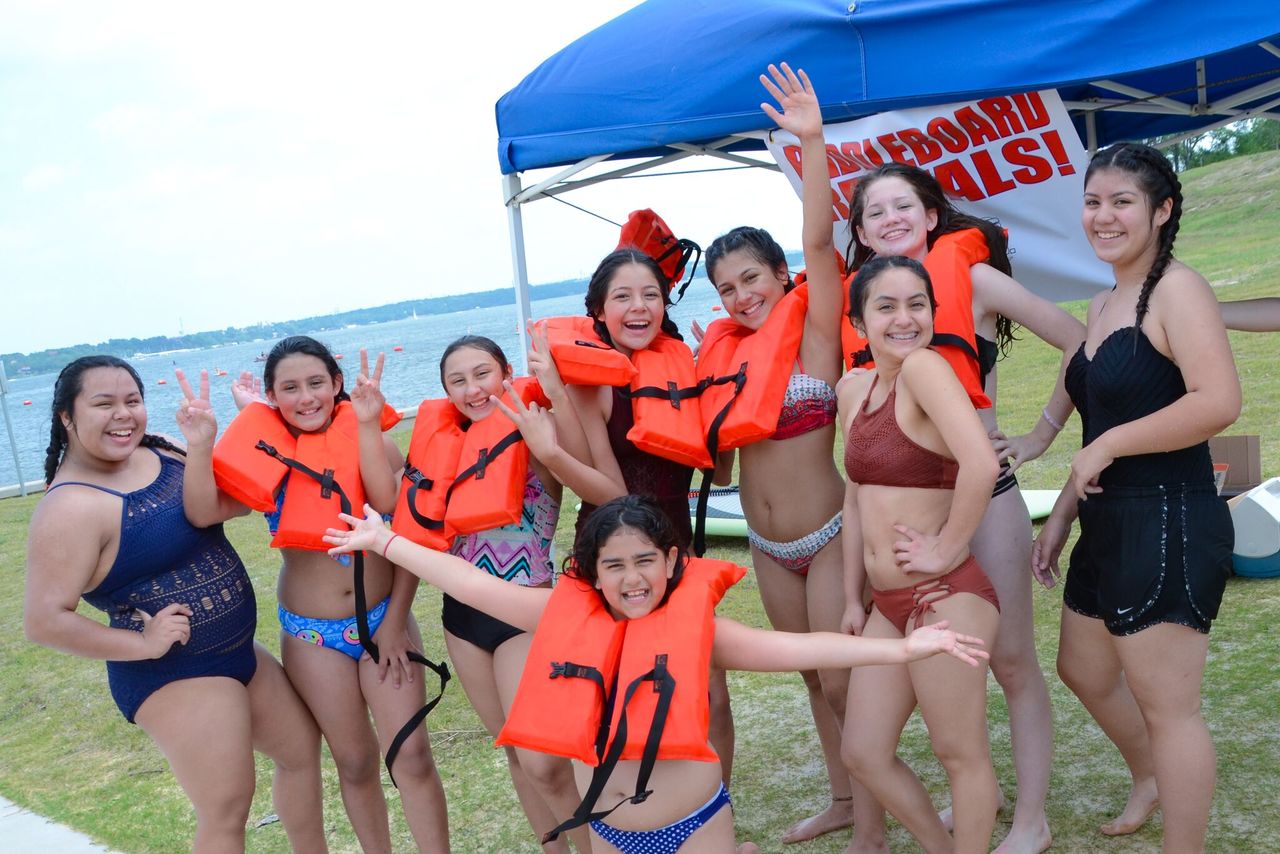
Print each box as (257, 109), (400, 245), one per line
(1116, 606), (1134, 614)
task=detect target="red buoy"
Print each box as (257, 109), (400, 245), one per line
(22, 400), (32, 406)
(157, 379), (167, 385)
(334, 354), (344, 360)
(393, 346), (403, 352)
(711, 305), (723, 312)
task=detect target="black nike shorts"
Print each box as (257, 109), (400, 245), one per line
(1063, 482), (1233, 636)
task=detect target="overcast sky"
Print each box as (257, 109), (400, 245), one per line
(1, 1), (804, 354)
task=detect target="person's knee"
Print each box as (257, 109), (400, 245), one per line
(840, 735), (891, 781)
(818, 677), (847, 720)
(520, 753), (574, 792)
(384, 734), (440, 787)
(1057, 652), (1110, 700)
(193, 780), (254, 831)
(929, 730), (992, 774)
(991, 645), (1038, 693)
(331, 742), (382, 787)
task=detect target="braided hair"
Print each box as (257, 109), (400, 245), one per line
(846, 162), (1018, 356)
(45, 355), (185, 485)
(583, 249), (683, 347)
(1084, 143), (1183, 331)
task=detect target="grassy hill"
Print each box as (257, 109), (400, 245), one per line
(1, 152), (1278, 852)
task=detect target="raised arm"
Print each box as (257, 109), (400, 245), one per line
(326, 505), (550, 632)
(351, 350), (400, 514)
(174, 368), (250, 526)
(712, 616), (987, 671)
(761, 62), (844, 381)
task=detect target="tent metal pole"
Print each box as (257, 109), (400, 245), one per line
(1085, 111), (1098, 156)
(503, 172), (534, 373)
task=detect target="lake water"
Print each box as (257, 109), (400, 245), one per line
(0, 283), (728, 487)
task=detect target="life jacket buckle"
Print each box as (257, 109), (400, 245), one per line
(403, 465), (434, 490)
(666, 381), (681, 409)
(652, 654), (668, 691)
(550, 661), (587, 679)
(319, 468), (336, 499)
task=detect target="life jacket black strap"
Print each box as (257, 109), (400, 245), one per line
(691, 362), (749, 557)
(619, 378), (708, 411)
(542, 655), (676, 844)
(930, 331), (980, 363)
(253, 440), (451, 788)
(401, 464), (446, 532)
(446, 428), (523, 499)
(664, 238), (702, 303)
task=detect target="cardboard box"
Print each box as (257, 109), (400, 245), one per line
(1209, 435), (1262, 497)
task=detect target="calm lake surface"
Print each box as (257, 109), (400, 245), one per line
(1, 284), (728, 487)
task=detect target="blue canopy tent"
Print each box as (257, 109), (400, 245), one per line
(495, 0), (1280, 348)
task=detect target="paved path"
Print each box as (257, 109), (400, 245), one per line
(0, 796), (119, 852)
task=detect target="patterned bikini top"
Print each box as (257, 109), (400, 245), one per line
(843, 375), (958, 489)
(771, 371), (837, 441)
(449, 469), (559, 586)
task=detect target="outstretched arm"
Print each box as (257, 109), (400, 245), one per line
(711, 617), (987, 671)
(326, 505), (550, 632)
(1219, 296), (1280, 332)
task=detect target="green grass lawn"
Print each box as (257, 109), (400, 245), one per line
(3, 152), (1280, 852)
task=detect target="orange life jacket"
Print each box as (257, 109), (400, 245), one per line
(616, 208), (702, 299)
(497, 556), (745, 765)
(211, 401), (297, 512)
(542, 316), (637, 388)
(841, 228), (993, 409)
(391, 378), (549, 551)
(695, 283), (809, 454)
(545, 318), (712, 469)
(211, 401), (401, 550)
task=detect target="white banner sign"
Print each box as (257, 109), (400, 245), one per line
(763, 90), (1111, 302)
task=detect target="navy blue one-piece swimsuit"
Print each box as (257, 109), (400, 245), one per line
(52, 450), (258, 722)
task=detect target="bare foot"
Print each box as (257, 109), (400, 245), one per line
(992, 815), (1052, 853)
(939, 787), (1008, 832)
(781, 798), (856, 844)
(842, 834), (890, 854)
(1100, 778), (1159, 836)
(737, 843), (761, 854)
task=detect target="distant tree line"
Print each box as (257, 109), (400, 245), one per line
(1155, 118), (1280, 172)
(5, 277), (592, 378)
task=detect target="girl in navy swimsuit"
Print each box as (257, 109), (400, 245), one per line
(24, 355), (326, 852)
(1033, 143), (1239, 850)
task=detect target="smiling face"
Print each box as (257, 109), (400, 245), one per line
(1082, 167), (1171, 270)
(62, 366), (147, 465)
(710, 246), (789, 330)
(441, 345), (511, 421)
(593, 526), (679, 620)
(266, 353), (341, 433)
(854, 175), (939, 261)
(594, 262), (667, 356)
(856, 266), (936, 364)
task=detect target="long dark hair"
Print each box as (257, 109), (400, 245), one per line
(847, 162), (1016, 355)
(262, 335), (350, 405)
(565, 495), (687, 607)
(705, 226), (795, 292)
(583, 249), (683, 347)
(45, 355), (185, 485)
(1084, 142), (1183, 331)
